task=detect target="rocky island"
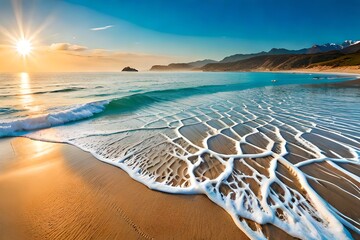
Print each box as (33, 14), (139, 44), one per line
(122, 66), (138, 72)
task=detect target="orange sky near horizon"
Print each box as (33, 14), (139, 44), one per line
(0, 45), (174, 72)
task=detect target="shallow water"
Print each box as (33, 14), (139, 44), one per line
(0, 72), (353, 122)
(1, 72), (359, 239)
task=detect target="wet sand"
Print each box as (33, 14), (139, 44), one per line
(299, 161), (360, 238)
(0, 137), (250, 240)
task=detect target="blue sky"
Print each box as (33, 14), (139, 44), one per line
(1, 0), (360, 61)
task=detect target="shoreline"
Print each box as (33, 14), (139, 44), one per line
(267, 67), (360, 76)
(0, 137), (305, 240)
(0, 137), (300, 240)
(0, 137), (251, 240)
(226, 67), (360, 76)
(149, 68), (360, 76)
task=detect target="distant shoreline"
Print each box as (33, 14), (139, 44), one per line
(148, 67), (360, 76)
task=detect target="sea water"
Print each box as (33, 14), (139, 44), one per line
(0, 72), (359, 239)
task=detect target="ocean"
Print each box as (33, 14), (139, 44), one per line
(1, 72), (359, 239)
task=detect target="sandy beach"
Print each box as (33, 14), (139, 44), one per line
(1, 134), (359, 239)
(0, 137), (251, 240)
(0, 137), (303, 239)
(273, 66), (360, 75)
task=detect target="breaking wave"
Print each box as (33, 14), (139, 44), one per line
(0, 101), (109, 137)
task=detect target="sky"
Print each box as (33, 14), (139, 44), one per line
(0, 0), (360, 72)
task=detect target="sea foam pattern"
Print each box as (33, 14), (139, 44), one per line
(29, 85), (360, 239)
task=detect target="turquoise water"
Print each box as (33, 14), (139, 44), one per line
(1, 72), (359, 239)
(0, 72), (355, 132)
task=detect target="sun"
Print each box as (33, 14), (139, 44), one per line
(16, 38), (32, 56)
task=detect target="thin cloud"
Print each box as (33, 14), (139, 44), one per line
(50, 43), (87, 51)
(90, 25), (114, 31)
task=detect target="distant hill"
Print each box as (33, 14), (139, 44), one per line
(149, 40), (360, 72)
(200, 50), (360, 72)
(150, 59), (217, 71)
(150, 63), (192, 71)
(307, 40), (358, 54)
(188, 59), (218, 68)
(220, 52), (266, 63)
(220, 49), (310, 63)
(219, 40), (360, 63)
(341, 41), (360, 54)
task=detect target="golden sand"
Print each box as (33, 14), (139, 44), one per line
(0, 137), (250, 240)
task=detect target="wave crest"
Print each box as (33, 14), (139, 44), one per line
(0, 101), (109, 137)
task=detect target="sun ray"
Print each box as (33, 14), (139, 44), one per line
(12, 0), (25, 39)
(0, 0), (56, 71)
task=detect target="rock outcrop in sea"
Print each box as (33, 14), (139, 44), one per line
(122, 66), (138, 72)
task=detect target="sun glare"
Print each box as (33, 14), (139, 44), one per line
(16, 39), (32, 56)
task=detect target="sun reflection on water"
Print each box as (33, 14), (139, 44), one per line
(19, 72), (32, 104)
(19, 72), (39, 113)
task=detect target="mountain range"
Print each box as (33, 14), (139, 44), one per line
(150, 40), (360, 71)
(201, 50), (360, 72)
